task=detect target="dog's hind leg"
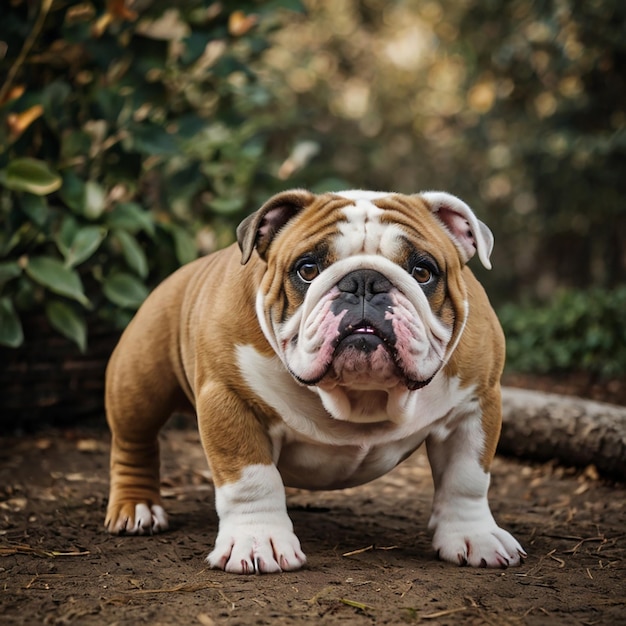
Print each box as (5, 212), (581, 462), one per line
(104, 318), (191, 536)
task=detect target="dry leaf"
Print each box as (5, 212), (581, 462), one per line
(228, 11), (258, 37)
(76, 438), (104, 453)
(0, 497), (28, 512)
(197, 613), (216, 626)
(106, 0), (137, 21)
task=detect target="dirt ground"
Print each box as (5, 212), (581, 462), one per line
(1, 406), (624, 626)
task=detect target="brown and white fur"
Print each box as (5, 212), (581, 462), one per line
(105, 189), (526, 573)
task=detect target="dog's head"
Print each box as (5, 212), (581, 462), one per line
(237, 189), (493, 423)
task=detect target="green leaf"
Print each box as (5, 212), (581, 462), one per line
(130, 123), (178, 156)
(55, 215), (79, 258)
(13, 275), (37, 310)
(59, 174), (106, 219)
(25, 256), (90, 307)
(0, 261), (22, 286)
(19, 193), (49, 226)
(83, 180), (106, 220)
(209, 196), (245, 214)
(41, 80), (72, 129)
(114, 230), (148, 278)
(170, 224), (198, 265)
(0, 222), (39, 257)
(0, 158), (62, 195)
(63, 226), (108, 268)
(103, 273), (149, 309)
(60, 129), (92, 161)
(97, 306), (134, 331)
(59, 171), (85, 213)
(45, 300), (87, 352)
(311, 177), (352, 193)
(181, 32), (210, 66)
(106, 203), (155, 236)
(0, 298), (24, 348)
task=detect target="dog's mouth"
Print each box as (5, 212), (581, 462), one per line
(335, 321), (387, 353)
(293, 319), (433, 391)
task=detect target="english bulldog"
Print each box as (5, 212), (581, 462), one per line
(105, 189), (526, 573)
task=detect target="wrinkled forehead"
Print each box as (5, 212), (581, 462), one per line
(331, 190), (417, 259)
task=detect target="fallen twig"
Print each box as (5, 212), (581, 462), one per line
(339, 597), (374, 612)
(129, 581), (222, 594)
(342, 545), (373, 557)
(342, 544), (398, 557)
(0, 543), (89, 558)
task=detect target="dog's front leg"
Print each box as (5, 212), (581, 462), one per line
(209, 462), (306, 574)
(197, 384), (306, 574)
(426, 399), (526, 568)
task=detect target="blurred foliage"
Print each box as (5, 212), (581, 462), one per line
(0, 0), (303, 350)
(500, 286), (626, 378)
(265, 0), (626, 302)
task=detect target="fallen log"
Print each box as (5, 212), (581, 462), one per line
(500, 387), (626, 481)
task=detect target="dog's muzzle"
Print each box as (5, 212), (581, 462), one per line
(331, 269), (396, 355)
(319, 268), (434, 390)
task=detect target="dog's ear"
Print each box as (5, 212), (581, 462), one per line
(419, 192), (494, 269)
(237, 189), (315, 264)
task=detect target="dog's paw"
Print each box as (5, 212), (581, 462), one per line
(433, 522), (526, 568)
(105, 502), (169, 536)
(206, 524), (307, 574)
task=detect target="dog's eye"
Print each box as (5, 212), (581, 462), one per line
(296, 259), (320, 283)
(409, 254), (439, 286)
(411, 265), (433, 284)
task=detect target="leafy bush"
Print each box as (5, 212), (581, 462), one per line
(499, 287), (626, 378)
(0, 0), (302, 351)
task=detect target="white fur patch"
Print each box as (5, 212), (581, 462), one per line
(334, 197), (405, 258)
(123, 503), (169, 535)
(207, 464), (306, 574)
(236, 344), (474, 489)
(333, 189), (394, 202)
(427, 413), (526, 567)
(237, 344), (468, 443)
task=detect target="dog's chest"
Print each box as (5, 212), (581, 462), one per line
(236, 345), (474, 490)
(273, 431), (425, 490)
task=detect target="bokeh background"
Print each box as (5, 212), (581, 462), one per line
(1, 0), (624, 425)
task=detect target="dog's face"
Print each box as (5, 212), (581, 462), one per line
(237, 190), (494, 423)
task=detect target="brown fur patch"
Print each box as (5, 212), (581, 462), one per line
(261, 194), (352, 320)
(445, 269), (506, 470)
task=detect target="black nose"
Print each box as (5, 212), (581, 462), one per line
(336, 270), (392, 302)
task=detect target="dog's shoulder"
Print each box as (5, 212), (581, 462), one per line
(445, 266), (504, 390)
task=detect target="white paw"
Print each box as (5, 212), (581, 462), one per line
(432, 522), (526, 568)
(131, 503), (169, 535)
(208, 463), (307, 574)
(107, 502), (169, 535)
(206, 523), (307, 574)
